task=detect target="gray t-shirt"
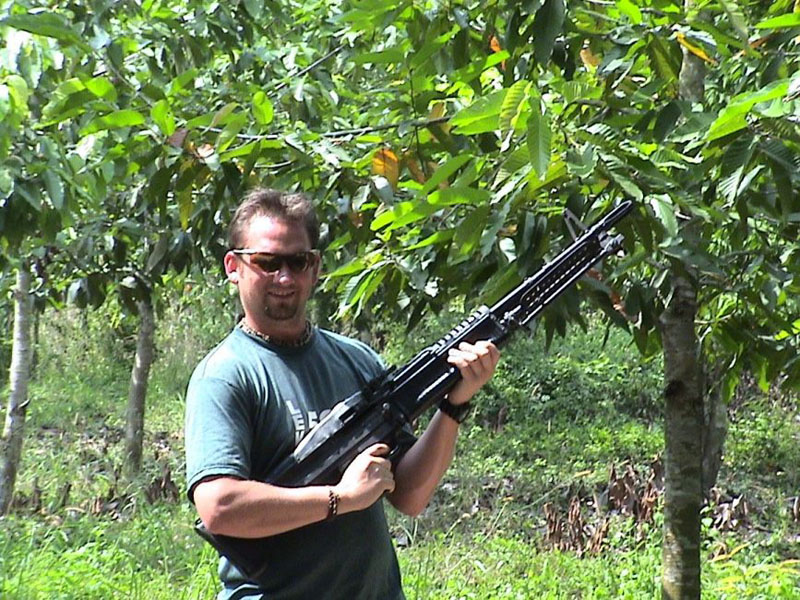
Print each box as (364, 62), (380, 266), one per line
(186, 326), (407, 600)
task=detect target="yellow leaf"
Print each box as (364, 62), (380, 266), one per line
(372, 148), (399, 189)
(428, 101), (450, 134)
(489, 35), (506, 70)
(195, 143), (215, 159)
(580, 45), (600, 68)
(406, 157), (427, 184)
(676, 32), (718, 66)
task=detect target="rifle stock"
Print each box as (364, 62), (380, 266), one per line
(194, 201), (634, 581)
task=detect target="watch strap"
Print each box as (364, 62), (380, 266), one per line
(438, 398), (472, 424)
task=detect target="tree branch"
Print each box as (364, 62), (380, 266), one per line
(274, 46), (347, 92)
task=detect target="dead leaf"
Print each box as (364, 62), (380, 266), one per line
(580, 43), (601, 68)
(167, 128), (188, 149)
(489, 35), (506, 70)
(372, 147), (399, 189)
(676, 32), (718, 66)
(195, 143), (215, 160)
(406, 157), (427, 184)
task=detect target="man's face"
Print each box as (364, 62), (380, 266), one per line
(224, 215), (320, 337)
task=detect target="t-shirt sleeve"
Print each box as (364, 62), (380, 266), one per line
(185, 374), (254, 502)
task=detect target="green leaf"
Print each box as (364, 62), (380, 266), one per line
(527, 105), (551, 178)
(42, 171), (64, 210)
(533, 0), (566, 65)
(243, 0), (262, 19)
(352, 48), (405, 64)
(169, 69), (198, 95)
(410, 26), (458, 68)
(707, 112), (748, 141)
(146, 235), (171, 275)
(2, 13), (90, 52)
(721, 134), (754, 175)
(178, 187), (192, 230)
(650, 195), (678, 238)
(498, 146), (532, 181)
(708, 79), (790, 141)
(450, 89), (506, 135)
(611, 175), (643, 201)
(527, 159), (568, 195)
(85, 77), (117, 101)
(768, 158), (793, 210)
(479, 263), (523, 306)
(370, 201), (439, 232)
(252, 91), (274, 126)
(0, 84), (10, 122)
(427, 187), (490, 206)
(388, 203), (439, 231)
(756, 13), (800, 29)
(405, 230), (454, 251)
(718, 0), (749, 42)
(653, 101), (681, 141)
(646, 35), (680, 89)
(499, 81), (530, 134)
(211, 103), (239, 128)
(617, 0), (642, 24)
(451, 51), (509, 85)
(0, 168), (13, 195)
(453, 205), (490, 256)
(327, 257), (368, 279)
(420, 155), (473, 196)
(80, 110), (145, 135)
(151, 100), (176, 136)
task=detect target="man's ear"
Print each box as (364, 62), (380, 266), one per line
(223, 252), (239, 284)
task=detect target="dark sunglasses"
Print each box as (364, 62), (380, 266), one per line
(232, 249), (319, 273)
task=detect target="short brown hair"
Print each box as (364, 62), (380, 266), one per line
(228, 188), (320, 249)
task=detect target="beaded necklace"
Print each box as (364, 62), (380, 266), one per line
(237, 319), (313, 348)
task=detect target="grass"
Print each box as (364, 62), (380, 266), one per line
(1, 293), (798, 598)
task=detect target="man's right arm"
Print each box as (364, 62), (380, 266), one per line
(193, 443), (396, 538)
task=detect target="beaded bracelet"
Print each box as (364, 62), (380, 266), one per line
(327, 488), (340, 520)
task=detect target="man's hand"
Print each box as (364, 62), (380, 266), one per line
(446, 340), (500, 406)
(334, 443), (395, 513)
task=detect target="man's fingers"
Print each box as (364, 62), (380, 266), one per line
(448, 341), (499, 378)
(367, 443), (391, 457)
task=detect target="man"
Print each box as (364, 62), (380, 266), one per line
(185, 188), (500, 599)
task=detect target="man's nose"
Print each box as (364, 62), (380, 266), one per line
(274, 262), (296, 283)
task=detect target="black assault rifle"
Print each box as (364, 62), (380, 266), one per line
(194, 200), (634, 581)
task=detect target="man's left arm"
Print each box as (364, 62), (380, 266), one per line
(387, 340), (500, 516)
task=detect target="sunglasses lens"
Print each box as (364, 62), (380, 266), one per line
(286, 254), (310, 271)
(247, 252), (313, 273)
(252, 255), (284, 272)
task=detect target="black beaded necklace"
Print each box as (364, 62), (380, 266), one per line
(237, 319), (314, 348)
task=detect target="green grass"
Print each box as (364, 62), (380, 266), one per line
(1, 296), (798, 598)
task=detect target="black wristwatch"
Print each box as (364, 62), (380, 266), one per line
(438, 398), (472, 424)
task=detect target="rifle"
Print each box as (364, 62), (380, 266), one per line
(194, 200), (634, 581)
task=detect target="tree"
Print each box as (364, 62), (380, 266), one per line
(0, 264), (32, 514)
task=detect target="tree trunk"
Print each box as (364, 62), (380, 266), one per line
(658, 2), (709, 597)
(31, 306), (40, 372)
(0, 264), (33, 515)
(124, 298), (155, 476)
(702, 364), (728, 496)
(660, 275), (703, 600)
